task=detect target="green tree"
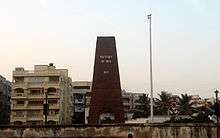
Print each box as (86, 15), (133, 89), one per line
(133, 94), (150, 118)
(154, 91), (172, 115)
(177, 93), (194, 115)
(165, 94), (214, 123)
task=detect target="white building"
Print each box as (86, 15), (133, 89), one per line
(71, 81), (91, 124)
(11, 64), (72, 125)
(121, 90), (144, 120)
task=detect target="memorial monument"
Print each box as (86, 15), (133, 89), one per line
(88, 36), (125, 124)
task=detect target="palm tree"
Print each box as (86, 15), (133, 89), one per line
(154, 91), (172, 115)
(133, 94), (150, 118)
(177, 93), (194, 115)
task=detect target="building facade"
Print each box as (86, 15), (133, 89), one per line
(0, 75), (11, 125)
(71, 81), (91, 124)
(121, 90), (144, 120)
(10, 64), (72, 125)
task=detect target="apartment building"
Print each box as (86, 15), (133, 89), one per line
(11, 64), (72, 125)
(121, 90), (144, 120)
(71, 81), (91, 124)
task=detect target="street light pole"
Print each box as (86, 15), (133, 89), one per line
(43, 88), (49, 125)
(215, 90), (219, 123)
(45, 91), (48, 125)
(148, 13), (154, 123)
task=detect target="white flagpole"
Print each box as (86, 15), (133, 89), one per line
(148, 14), (154, 123)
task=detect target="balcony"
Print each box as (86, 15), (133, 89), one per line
(13, 70), (62, 77)
(12, 83), (27, 89)
(12, 104), (26, 110)
(27, 105), (43, 110)
(49, 104), (59, 109)
(48, 93), (60, 99)
(46, 115), (59, 121)
(27, 115), (44, 121)
(28, 94), (45, 99)
(27, 94), (60, 99)
(27, 82), (60, 89)
(11, 93), (27, 99)
(45, 82), (60, 89)
(11, 116), (26, 122)
(28, 82), (45, 88)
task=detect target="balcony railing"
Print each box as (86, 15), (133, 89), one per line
(27, 94), (60, 99)
(11, 116), (26, 122)
(49, 104), (59, 109)
(12, 114), (25, 117)
(27, 115), (44, 121)
(28, 94), (45, 99)
(27, 82), (60, 89)
(12, 82), (27, 89)
(12, 104), (26, 110)
(46, 115), (59, 121)
(48, 94), (60, 99)
(27, 105), (43, 109)
(11, 93), (27, 99)
(13, 70), (63, 77)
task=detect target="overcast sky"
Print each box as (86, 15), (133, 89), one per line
(0, 0), (220, 98)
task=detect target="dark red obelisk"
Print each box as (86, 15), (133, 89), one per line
(88, 36), (124, 124)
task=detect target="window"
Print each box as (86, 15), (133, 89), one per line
(15, 111), (24, 117)
(27, 110), (41, 117)
(55, 109), (59, 114)
(17, 101), (24, 104)
(30, 89), (42, 95)
(74, 94), (84, 100)
(14, 77), (24, 83)
(47, 88), (56, 93)
(16, 88), (24, 93)
(48, 100), (57, 104)
(49, 109), (59, 115)
(73, 86), (90, 89)
(28, 101), (43, 105)
(49, 76), (59, 82)
(28, 77), (46, 83)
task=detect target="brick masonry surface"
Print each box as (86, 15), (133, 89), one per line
(88, 36), (124, 124)
(0, 124), (218, 138)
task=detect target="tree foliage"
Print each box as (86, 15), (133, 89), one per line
(177, 93), (194, 115)
(154, 91), (172, 115)
(133, 94), (150, 118)
(132, 91), (214, 123)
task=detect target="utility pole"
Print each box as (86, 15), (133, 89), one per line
(148, 13), (154, 123)
(215, 90), (220, 138)
(215, 90), (219, 123)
